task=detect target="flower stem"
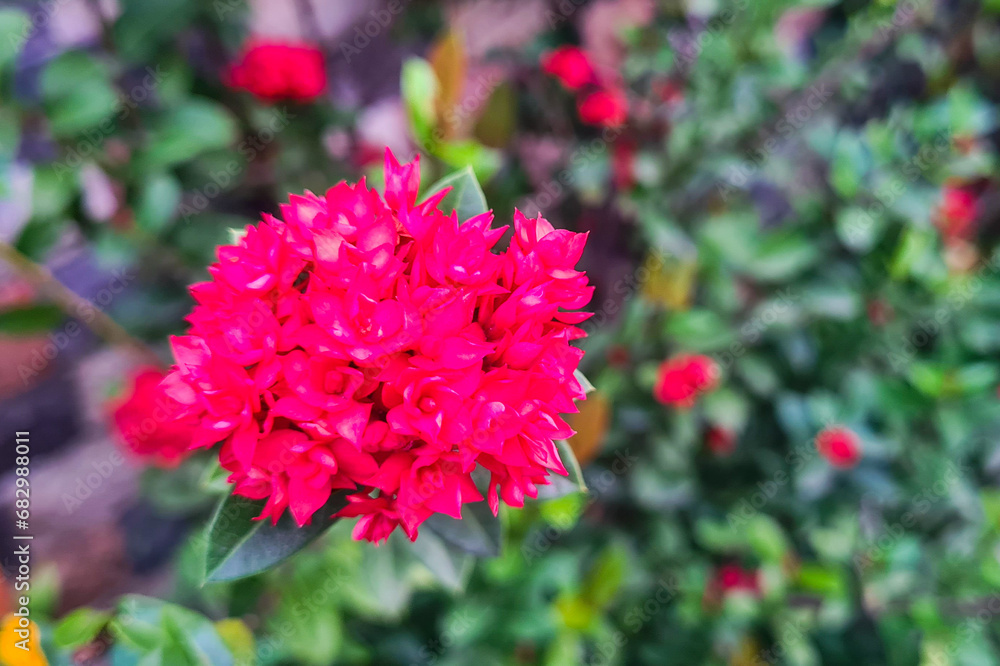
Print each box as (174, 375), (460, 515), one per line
(0, 239), (161, 364)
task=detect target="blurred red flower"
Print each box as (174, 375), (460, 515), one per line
(715, 564), (761, 594)
(541, 46), (599, 91)
(577, 88), (628, 128)
(935, 183), (978, 244)
(703, 563), (761, 608)
(705, 425), (736, 456)
(653, 354), (718, 409)
(226, 39), (327, 103)
(815, 426), (861, 468)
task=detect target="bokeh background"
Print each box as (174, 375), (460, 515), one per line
(3, 0), (1000, 664)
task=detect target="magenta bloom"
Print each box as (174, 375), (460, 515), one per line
(653, 354), (718, 409)
(225, 39), (327, 103)
(815, 426), (861, 469)
(157, 149), (593, 543)
(541, 46), (599, 91)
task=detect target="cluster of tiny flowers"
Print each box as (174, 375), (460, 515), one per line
(157, 149), (593, 543)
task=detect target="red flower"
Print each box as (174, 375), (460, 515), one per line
(577, 88), (628, 128)
(705, 425), (736, 456)
(541, 46), (598, 91)
(226, 39), (327, 103)
(714, 564), (760, 595)
(653, 354), (718, 409)
(936, 183), (978, 244)
(815, 426), (861, 469)
(135, 148), (593, 541)
(108, 367), (200, 467)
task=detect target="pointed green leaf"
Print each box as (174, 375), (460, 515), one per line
(401, 57), (438, 143)
(555, 439), (587, 493)
(161, 605), (234, 666)
(574, 369), (595, 394)
(53, 608), (111, 650)
(408, 530), (474, 592)
(425, 166), (489, 222)
(422, 500), (501, 557)
(203, 492), (347, 583)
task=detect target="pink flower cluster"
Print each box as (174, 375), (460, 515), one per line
(157, 150), (592, 543)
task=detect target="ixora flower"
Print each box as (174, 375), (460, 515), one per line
(109, 366), (201, 467)
(653, 354), (718, 409)
(935, 182), (978, 244)
(705, 425), (736, 456)
(541, 46), (599, 91)
(225, 39), (327, 103)
(577, 88), (628, 128)
(116, 149), (593, 545)
(815, 426), (861, 469)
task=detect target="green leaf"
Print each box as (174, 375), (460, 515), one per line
(0, 304), (63, 336)
(136, 173), (182, 233)
(746, 233), (819, 282)
(409, 529), (474, 592)
(582, 545), (628, 607)
(431, 139), (502, 183)
(53, 608), (111, 649)
(199, 459), (231, 495)
(112, 0), (200, 63)
(425, 166), (489, 222)
(473, 82), (516, 148)
(142, 100), (237, 169)
(422, 500), (502, 557)
(401, 57), (438, 144)
(160, 604), (234, 666)
(40, 51), (119, 137)
(746, 514), (789, 562)
(0, 8), (29, 73)
(203, 491), (347, 582)
(555, 439), (587, 493)
(829, 130), (870, 199)
(574, 369), (595, 394)
(110, 596), (169, 652)
(665, 309), (735, 351)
